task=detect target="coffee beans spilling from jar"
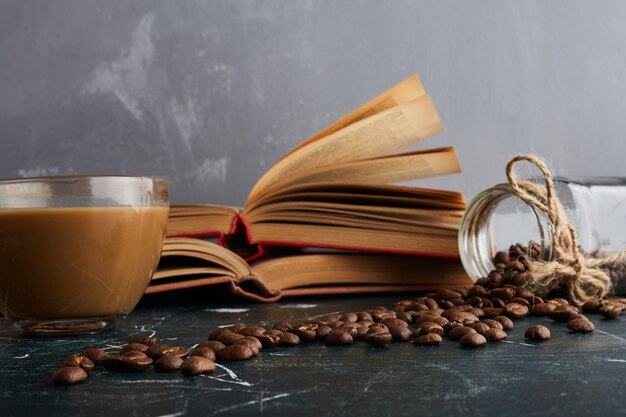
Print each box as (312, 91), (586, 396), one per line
(52, 241), (625, 386)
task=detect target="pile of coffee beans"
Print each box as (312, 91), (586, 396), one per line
(52, 242), (626, 386)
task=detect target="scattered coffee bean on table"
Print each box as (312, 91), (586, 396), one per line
(52, 242), (625, 386)
(459, 333), (487, 347)
(180, 357), (216, 376)
(567, 318), (595, 333)
(525, 325), (551, 341)
(52, 366), (88, 386)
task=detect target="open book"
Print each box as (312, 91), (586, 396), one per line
(166, 74), (465, 261)
(147, 238), (471, 301)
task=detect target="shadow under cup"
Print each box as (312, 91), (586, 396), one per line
(0, 176), (169, 336)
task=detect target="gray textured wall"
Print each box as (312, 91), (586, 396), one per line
(2, 1), (626, 205)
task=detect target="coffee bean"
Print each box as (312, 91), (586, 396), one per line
(264, 329), (284, 338)
(198, 341), (226, 352)
(494, 316), (514, 330)
(191, 347), (216, 361)
(210, 330), (245, 345)
(233, 338), (260, 356)
(364, 331), (392, 347)
(416, 322), (444, 336)
(238, 326), (266, 337)
(471, 307), (485, 319)
(489, 287), (515, 301)
(481, 307), (504, 318)
(414, 333), (443, 346)
(371, 311), (397, 322)
(549, 308), (580, 323)
(154, 354), (184, 371)
(436, 288), (462, 301)
(396, 311), (413, 323)
(278, 332), (300, 346)
(102, 355), (129, 372)
(315, 325), (333, 340)
(448, 326), (476, 341)
(121, 351), (148, 360)
(487, 271), (504, 288)
(256, 333), (280, 348)
(216, 344), (255, 361)
(125, 356), (153, 372)
(509, 297), (531, 307)
(128, 336), (157, 346)
(503, 303), (529, 319)
(145, 344), (170, 360)
(337, 324), (359, 338)
(120, 343), (148, 354)
(469, 322), (490, 336)
(494, 251), (510, 265)
(340, 313), (358, 323)
(581, 300), (601, 313)
(380, 318), (409, 329)
(225, 324), (245, 333)
(181, 357), (216, 376)
(52, 366), (88, 386)
(459, 333), (487, 347)
(524, 325), (551, 341)
(444, 311), (479, 325)
(468, 285), (488, 298)
(273, 322), (293, 332)
(481, 319), (503, 330)
(291, 324), (318, 342)
(567, 318), (595, 333)
(357, 311), (373, 321)
(484, 328), (507, 342)
(366, 324), (389, 334)
(161, 346), (188, 359)
(414, 314), (443, 326)
(64, 354), (94, 373)
(531, 303), (556, 316)
(418, 297), (439, 309)
(549, 298), (570, 307)
(475, 277), (490, 287)
(81, 348), (107, 366)
(599, 304), (623, 319)
(389, 326), (412, 342)
(325, 330), (353, 345)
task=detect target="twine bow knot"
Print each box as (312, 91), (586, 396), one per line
(505, 155), (626, 305)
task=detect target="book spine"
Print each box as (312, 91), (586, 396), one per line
(222, 213), (265, 261)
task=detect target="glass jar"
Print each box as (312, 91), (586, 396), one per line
(459, 176), (626, 294)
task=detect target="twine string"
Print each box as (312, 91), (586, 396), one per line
(505, 155), (626, 305)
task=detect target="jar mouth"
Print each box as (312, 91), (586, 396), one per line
(458, 183), (553, 281)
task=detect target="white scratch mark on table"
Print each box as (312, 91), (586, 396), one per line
(103, 344), (125, 351)
(119, 379), (185, 384)
(606, 358), (626, 363)
(14, 354), (29, 359)
(206, 363), (253, 387)
(208, 390), (311, 416)
(500, 340), (536, 347)
(206, 308), (249, 313)
(595, 329), (626, 344)
(154, 398), (188, 417)
(363, 368), (388, 392)
(279, 304), (317, 309)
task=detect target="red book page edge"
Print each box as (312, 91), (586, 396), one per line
(167, 214), (460, 261)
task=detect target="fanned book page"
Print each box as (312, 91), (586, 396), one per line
(164, 74), (465, 263)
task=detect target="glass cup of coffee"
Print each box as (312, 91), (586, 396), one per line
(0, 176), (169, 335)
